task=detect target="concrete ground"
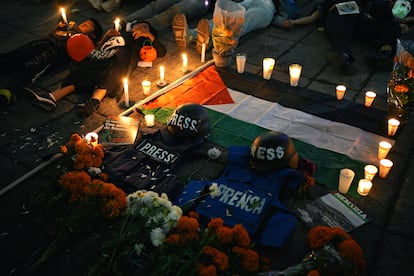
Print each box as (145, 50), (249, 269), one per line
(1, 0), (414, 275)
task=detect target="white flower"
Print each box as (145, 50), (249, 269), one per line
(209, 183), (220, 198)
(150, 227), (166, 247)
(207, 147), (222, 159)
(88, 167), (102, 175)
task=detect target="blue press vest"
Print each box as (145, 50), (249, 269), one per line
(174, 145), (302, 247)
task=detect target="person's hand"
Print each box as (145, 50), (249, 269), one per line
(281, 19), (294, 29)
(104, 28), (121, 38)
(132, 29), (154, 41)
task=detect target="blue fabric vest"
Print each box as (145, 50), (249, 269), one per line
(174, 145), (302, 247)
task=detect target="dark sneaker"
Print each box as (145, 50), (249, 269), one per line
(196, 18), (211, 54)
(22, 86), (56, 111)
(364, 51), (393, 71)
(327, 51), (356, 75)
(172, 13), (188, 49)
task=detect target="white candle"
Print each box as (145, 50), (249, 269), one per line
(364, 165), (378, 181)
(123, 78), (129, 107)
(262, 58), (275, 80)
(114, 18), (121, 32)
(85, 132), (98, 146)
(388, 118), (400, 136)
(60, 7), (68, 25)
(379, 159), (393, 178)
(336, 85), (346, 100)
(145, 114), (155, 127)
(160, 66), (165, 82)
(365, 91), (376, 107)
(142, 80), (151, 95)
(378, 141), (392, 159)
(289, 64), (302, 87)
(201, 43), (206, 63)
(357, 179), (372, 196)
(182, 53), (188, 72)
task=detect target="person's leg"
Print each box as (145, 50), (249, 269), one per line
(23, 84), (76, 111)
(147, 0), (211, 31)
(324, 12), (357, 75)
(238, 0), (275, 37)
(126, 0), (181, 22)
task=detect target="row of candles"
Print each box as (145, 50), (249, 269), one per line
(338, 139), (394, 197)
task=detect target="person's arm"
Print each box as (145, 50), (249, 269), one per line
(281, 10), (321, 29)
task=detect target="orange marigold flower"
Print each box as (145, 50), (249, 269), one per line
(408, 69), (414, 79)
(165, 233), (180, 245)
(60, 145), (68, 153)
(198, 264), (217, 276)
(207, 217), (224, 232)
(176, 216), (199, 233)
(308, 226), (334, 249)
(188, 211), (200, 219)
(59, 171), (91, 202)
(203, 246), (229, 271)
(331, 227), (352, 241)
(394, 84), (409, 93)
(307, 270), (320, 276)
(407, 57), (414, 69)
(215, 225), (233, 244)
(232, 224), (251, 248)
(181, 231), (200, 242)
(337, 239), (365, 273)
(98, 173), (108, 181)
(232, 246), (259, 272)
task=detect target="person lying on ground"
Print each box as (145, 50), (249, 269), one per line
(24, 21), (166, 116)
(124, 0), (214, 32)
(0, 18), (102, 86)
(172, 0), (277, 54)
(277, 0), (407, 74)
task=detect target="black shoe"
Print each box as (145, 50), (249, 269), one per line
(327, 52), (356, 75)
(22, 85), (56, 111)
(364, 51), (393, 71)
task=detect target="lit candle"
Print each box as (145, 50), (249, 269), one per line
(123, 78), (129, 107)
(145, 114), (155, 127)
(378, 141), (392, 159)
(60, 7), (68, 25)
(364, 91), (376, 107)
(262, 58), (275, 80)
(114, 18), (121, 32)
(336, 85), (346, 100)
(357, 179), (372, 196)
(85, 132), (99, 147)
(289, 64), (302, 87)
(387, 118), (400, 136)
(160, 66), (165, 83)
(364, 165), (378, 181)
(182, 53), (188, 72)
(201, 43), (206, 63)
(142, 80), (151, 95)
(379, 159), (393, 178)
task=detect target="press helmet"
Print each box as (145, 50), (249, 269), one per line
(249, 131), (299, 171)
(167, 103), (211, 138)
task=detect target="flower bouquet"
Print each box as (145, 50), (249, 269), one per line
(387, 39), (414, 120)
(212, 0), (245, 67)
(32, 133), (127, 271)
(89, 190), (183, 274)
(261, 226), (364, 276)
(151, 212), (269, 275)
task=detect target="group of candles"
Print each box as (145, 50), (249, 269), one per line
(338, 140), (394, 197)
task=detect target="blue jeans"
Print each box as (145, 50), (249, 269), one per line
(126, 0), (212, 31)
(237, 0), (275, 37)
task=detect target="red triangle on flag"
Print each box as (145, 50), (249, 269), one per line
(143, 65), (234, 109)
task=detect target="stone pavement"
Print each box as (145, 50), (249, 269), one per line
(1, 0), (414, 275)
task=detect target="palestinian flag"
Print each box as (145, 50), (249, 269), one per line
(140, 65), (395, 198)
